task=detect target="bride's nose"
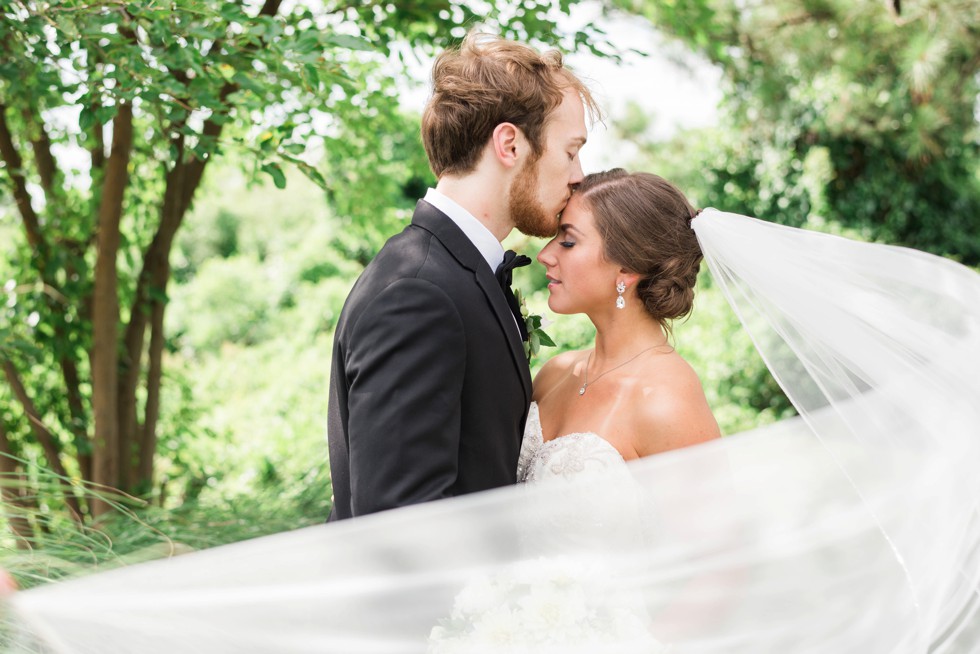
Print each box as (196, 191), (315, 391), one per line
(537, 239), (558, 267)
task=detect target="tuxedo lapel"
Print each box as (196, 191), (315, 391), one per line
(411, 201), (532, 401)
(474, 266), (533, 400)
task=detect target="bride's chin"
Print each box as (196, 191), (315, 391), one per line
(545, 298), (572, 315)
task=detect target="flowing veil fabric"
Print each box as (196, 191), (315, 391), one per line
(3, 209), (980, 653)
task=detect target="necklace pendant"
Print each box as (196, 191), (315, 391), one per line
(579, 385), (586, 396)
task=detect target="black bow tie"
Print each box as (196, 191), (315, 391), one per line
(495, 250), (532, 342)
(495, 250), (532, 288)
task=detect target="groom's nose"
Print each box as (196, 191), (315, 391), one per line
(569, 158), (584, 186)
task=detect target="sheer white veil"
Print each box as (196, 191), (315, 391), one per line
(4, 209), (979, 653)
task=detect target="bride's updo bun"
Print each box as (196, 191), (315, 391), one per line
(577, 169), (702, 330)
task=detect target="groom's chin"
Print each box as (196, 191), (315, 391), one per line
(512, 207), (560, 239)
(515, 222), (559, 239)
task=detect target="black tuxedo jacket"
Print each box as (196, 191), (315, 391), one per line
(327, 200), (532, 520)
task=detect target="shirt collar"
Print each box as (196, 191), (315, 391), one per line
(424, 188), (504, 272)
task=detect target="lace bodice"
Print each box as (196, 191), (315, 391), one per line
(517, 402), (629, 484)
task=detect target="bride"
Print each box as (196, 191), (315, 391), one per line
(526, 168), (720, 476)
(3, 171), (980, 654)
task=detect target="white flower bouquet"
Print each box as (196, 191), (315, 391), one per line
(428, 556), (669, 654)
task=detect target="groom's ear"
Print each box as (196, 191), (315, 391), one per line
(491, 122), (523, 169)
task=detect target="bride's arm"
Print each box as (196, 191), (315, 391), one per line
(0, 568), (16, 596)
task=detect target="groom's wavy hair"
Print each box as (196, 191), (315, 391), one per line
(578, 169), (703, 335)
(422, 31), (598, 177)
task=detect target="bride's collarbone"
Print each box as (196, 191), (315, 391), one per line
(536, 383), (641, 459)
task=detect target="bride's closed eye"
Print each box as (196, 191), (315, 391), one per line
(559, 241), (575, 248)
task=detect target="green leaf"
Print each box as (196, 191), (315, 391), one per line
(261, 162), (287, 189)
(219, 3), (246, 22)
(147, 285), (169, 305)
(95, 105), (117, 125)
(231, 72), (264, 95)
(323, 34), (374, 52)
(537, 330), (556, 348)
(55, 16), (79, 38)
(297, 163), (327, 190)
(79, 107), (95, 131)
(218, 63), (236, 82)
(302, 64), (320, 91)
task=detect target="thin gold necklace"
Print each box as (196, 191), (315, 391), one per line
(578, 344), (670, 396)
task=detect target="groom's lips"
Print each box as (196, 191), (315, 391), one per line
(555, 195), (571, 218)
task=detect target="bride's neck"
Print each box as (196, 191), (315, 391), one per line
(590, 309), (669, 364)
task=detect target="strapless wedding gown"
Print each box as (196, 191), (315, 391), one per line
(428, 402), (666, 653)
(517, 402), (628, 485)
(515, 401), (650, 552)
(431, 401), (667, 654)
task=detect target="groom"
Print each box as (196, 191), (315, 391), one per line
(327, 32), (597, 520)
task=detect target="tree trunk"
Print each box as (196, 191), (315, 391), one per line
(61, 356), (92, 483)
(118, 151), (187, 492)
(138, 294), (166, 492)
(119, 119), (218, 493)
(90, 101), (133, 517)
(0, 423), (34, 549)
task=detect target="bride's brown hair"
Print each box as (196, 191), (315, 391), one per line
(576, 169), (703, 331)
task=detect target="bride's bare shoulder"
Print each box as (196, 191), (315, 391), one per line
(532, 349), (588, 402)
(630, 353), (721, 456)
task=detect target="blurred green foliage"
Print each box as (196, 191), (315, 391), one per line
(619, 0), (980, 264)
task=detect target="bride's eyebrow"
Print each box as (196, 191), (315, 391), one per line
(559, 224), (581, 235)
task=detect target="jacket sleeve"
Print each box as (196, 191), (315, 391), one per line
(343, 277), (466, 516)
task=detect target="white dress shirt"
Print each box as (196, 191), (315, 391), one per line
(423, 188), (504, 273)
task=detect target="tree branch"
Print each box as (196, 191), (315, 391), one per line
(20, 106), (59, 197)
(1, 360), (83, 522)
(259, 0), (283, 19)
(0, 103), (46, 257)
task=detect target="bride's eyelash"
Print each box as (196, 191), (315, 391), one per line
(559, 241), (575, 248)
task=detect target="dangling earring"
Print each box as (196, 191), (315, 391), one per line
(616, 281), (626, 309)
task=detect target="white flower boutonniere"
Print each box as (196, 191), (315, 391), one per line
(514, 289), (556, 362)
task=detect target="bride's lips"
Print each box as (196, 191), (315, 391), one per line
(546, 275), (561, 290)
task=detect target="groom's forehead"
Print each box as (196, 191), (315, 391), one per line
(546, 95), (588, 139)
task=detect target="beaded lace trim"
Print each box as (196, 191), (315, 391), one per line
(518, 403), (626, 483)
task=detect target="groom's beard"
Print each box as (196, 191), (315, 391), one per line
(509, 156), (557, 238)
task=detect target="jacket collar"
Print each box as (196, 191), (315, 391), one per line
(411, 200), (533, 401)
